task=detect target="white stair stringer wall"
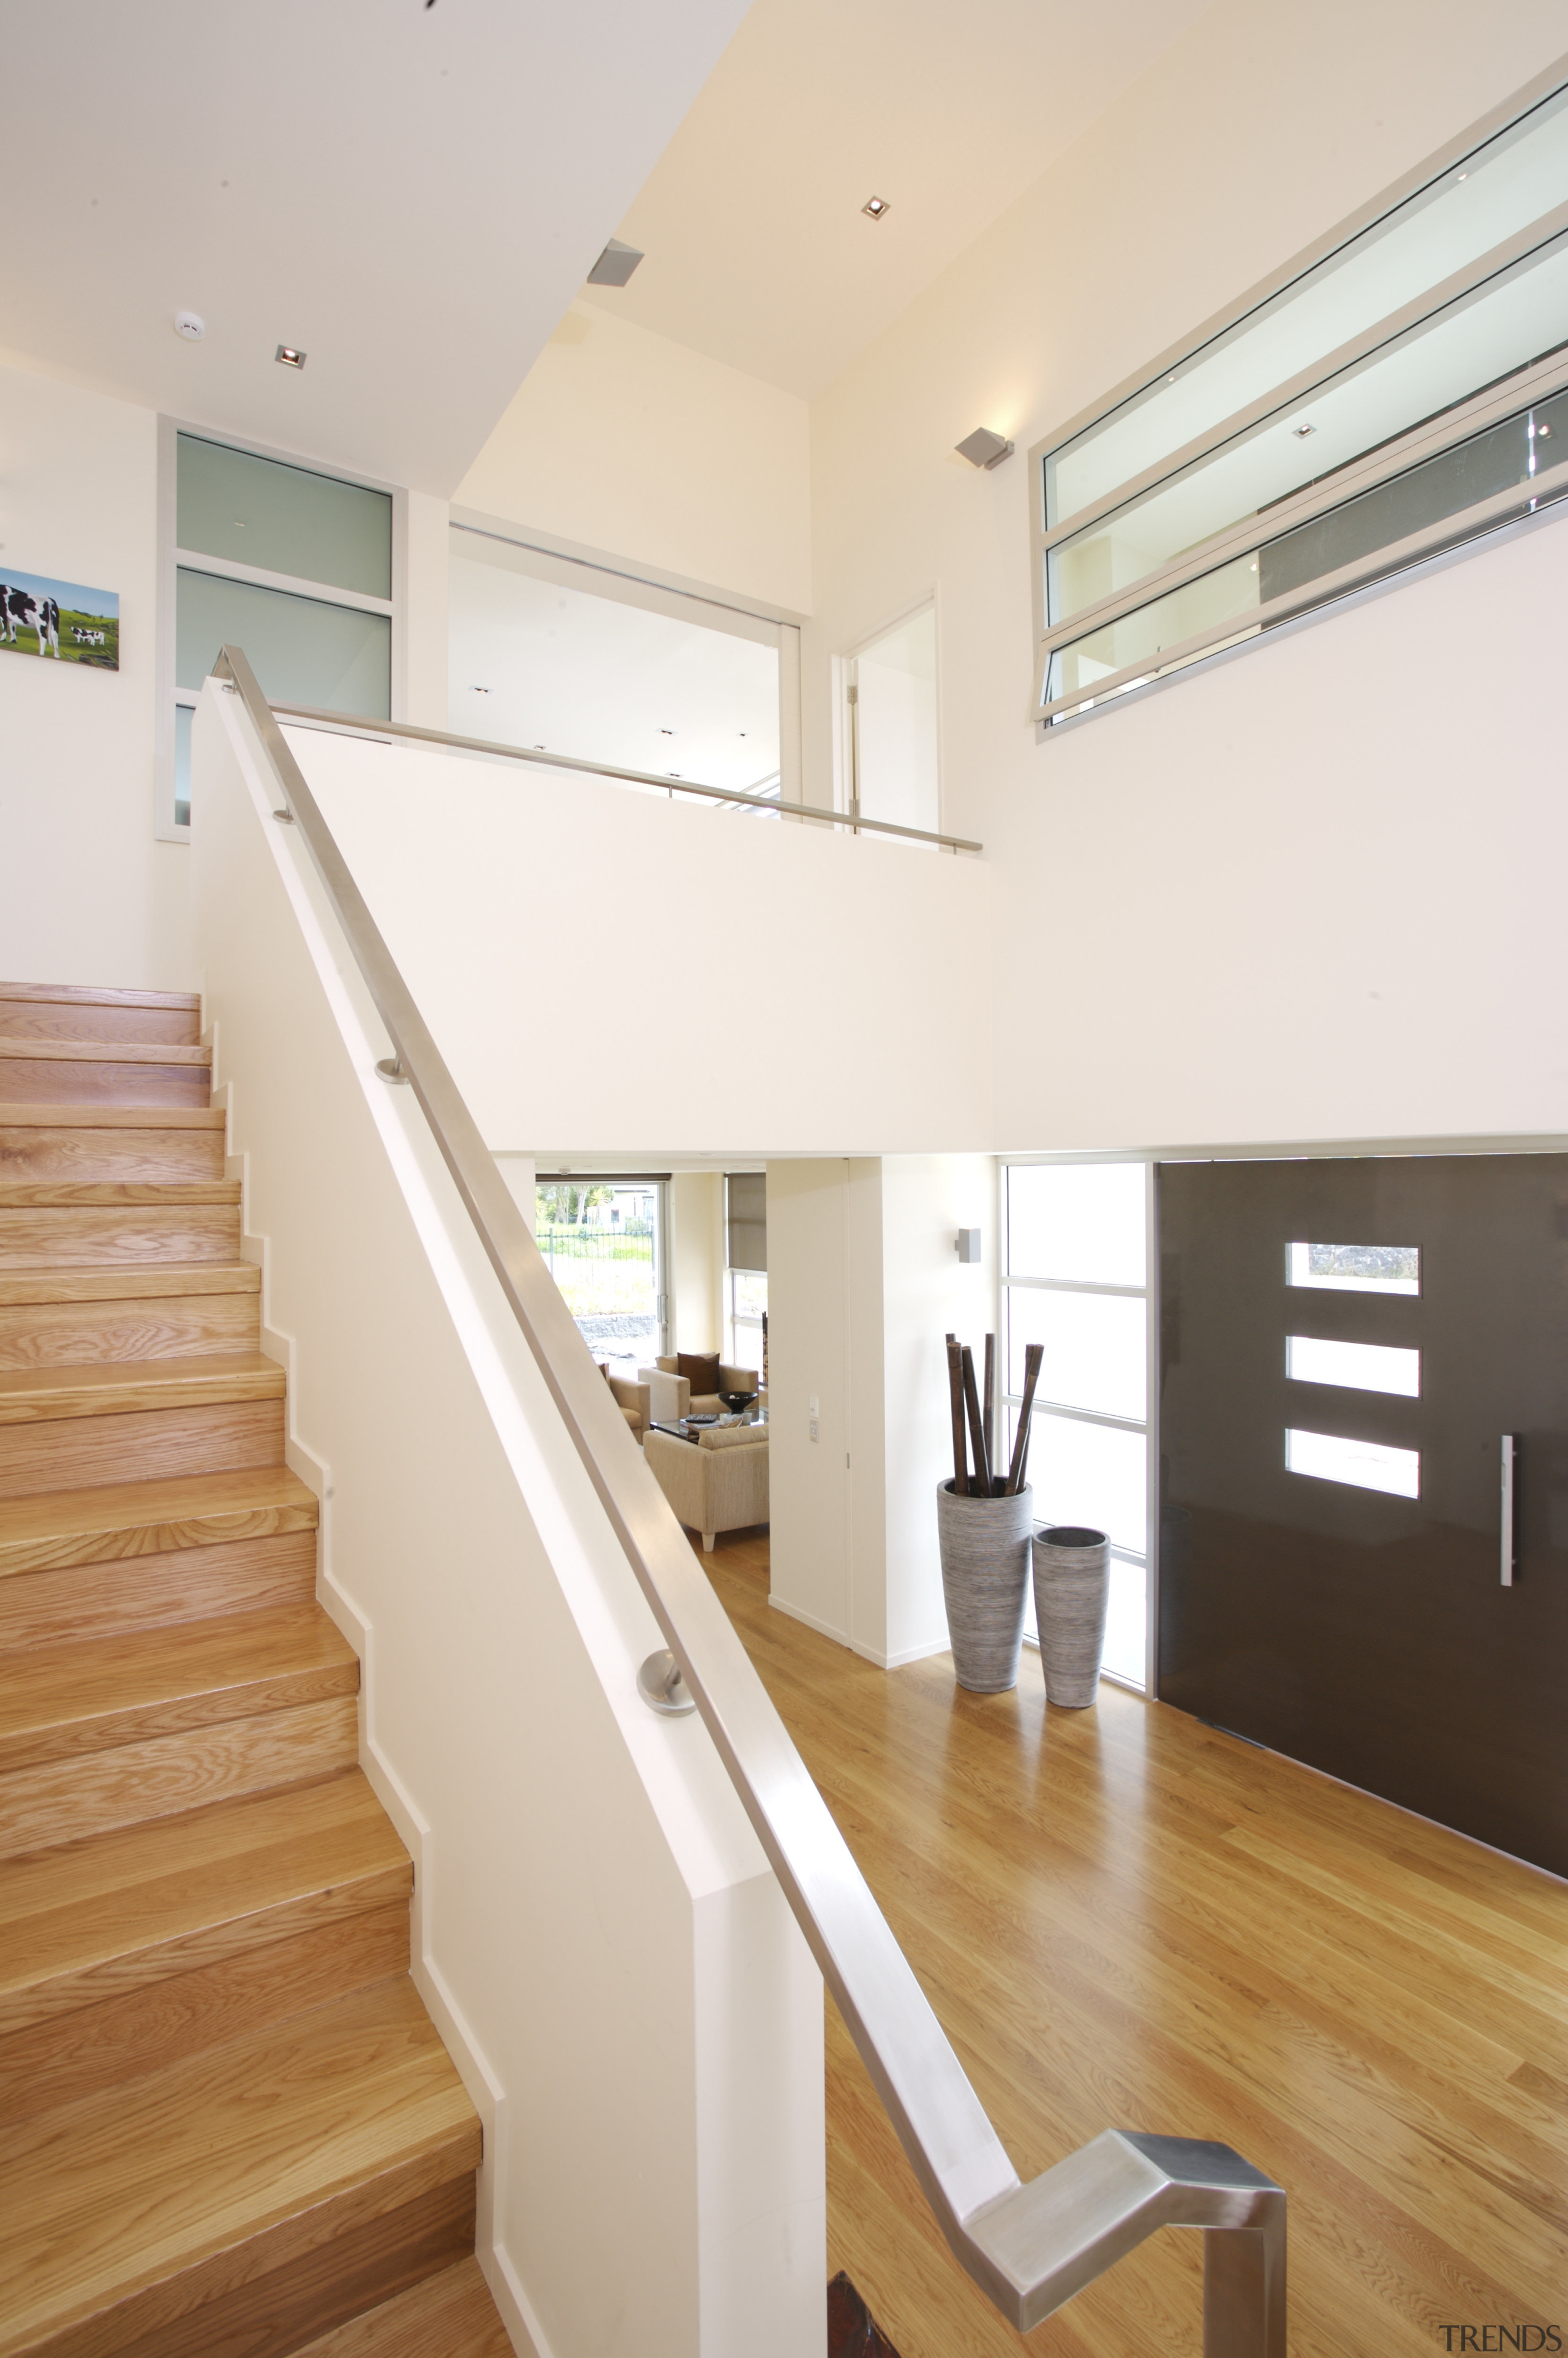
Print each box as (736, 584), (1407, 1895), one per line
(190, 682), (826, 2358)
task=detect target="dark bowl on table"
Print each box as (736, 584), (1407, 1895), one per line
(720, 1391), (758, 1418)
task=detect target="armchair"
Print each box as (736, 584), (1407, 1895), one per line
(644, 1422), (769, 1551)
(599, 1366), (651, 1442)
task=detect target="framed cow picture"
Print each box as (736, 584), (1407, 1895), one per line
(0, 571), (118, 670)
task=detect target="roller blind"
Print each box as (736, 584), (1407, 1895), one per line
(726, 1171), (767, 1272)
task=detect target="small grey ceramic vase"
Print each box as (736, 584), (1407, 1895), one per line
(935, 1480), (1034, 1693)
(1032, 1524), (1111, 1707)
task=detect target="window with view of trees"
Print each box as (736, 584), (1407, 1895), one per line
(535, 1179), (667, 1377)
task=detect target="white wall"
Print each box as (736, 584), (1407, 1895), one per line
(671, 1172), (725, 1358)
(0, 361), (192, 989)
(193, 684), (824, 2358)
(292, 728), (995, 1157)
(802, 0), (1568, 1155)
(454, 303), (812, 615)
(767, 1154), (994, 1668)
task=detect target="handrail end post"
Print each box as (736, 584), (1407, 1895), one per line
(1202, 2201), (1287, 2358)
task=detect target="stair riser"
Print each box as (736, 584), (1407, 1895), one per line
(0, 1294), (260, 1371)
(0, 1060), (211, 1109)
(0, 1651), (357, 1777)
(0, 1531), (318, 1651)
(0, 1130), (225, 1184)
(0, 1207), (240, 1269)
(0, 1696), (358, 1859)
(0, 1006), (200, 1048)
(32, 2161), (480, 2358)
(1, 1857), (412, 2038)
(0, 1401), (284, 1500)
(0, 1495), (317, 1578)
(0, 1902), (411, 2126)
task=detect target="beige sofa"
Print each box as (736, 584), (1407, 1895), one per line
(601, 1369), (651, 1442)
(644, 1423), (769, 1551)
(639, 1356), (761, 1424)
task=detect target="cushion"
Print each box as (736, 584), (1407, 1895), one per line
(677, 1351), (722, 1396)
(698, 1423), (767, 1450)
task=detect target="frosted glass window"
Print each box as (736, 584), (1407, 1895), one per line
(1287, 1242), (1419, 1294)
(1287, 1336), (1420, 1396)
(1286, 1429), (1420, 1497)
(1008, 1287), (1146, 1419)
(177, 434), (391, 597)
(176, 569), (390, 717)
(1048, 252), (1568, 624)
(1046, 83), (1568, 525)
(1007, 1163), (1146, 1285)
(1022, 1411), (1147, 1553)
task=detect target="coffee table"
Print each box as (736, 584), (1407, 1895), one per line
(650, 1413), (767, 1445)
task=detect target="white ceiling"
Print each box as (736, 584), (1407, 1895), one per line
(579, 0), (1215, 398)
(0, 0), (750, 493)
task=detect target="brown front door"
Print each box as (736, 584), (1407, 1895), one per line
(1158, 1152), (1568, 1875)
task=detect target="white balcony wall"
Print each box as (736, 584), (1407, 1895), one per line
(286, 727), (995, 1157)
(191, 684), (824, 2358)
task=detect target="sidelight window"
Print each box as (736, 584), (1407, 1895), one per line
(1002, 1161), (1150, 1687)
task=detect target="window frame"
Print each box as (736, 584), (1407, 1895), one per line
(155, 415), (405, 843)
(1028, 51), (1568, 731)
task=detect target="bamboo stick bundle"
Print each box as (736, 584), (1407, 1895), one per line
(961, 1346), (992, 1497)
(981, 1333), (995, 1484)
(1005, 1342), (1044, 1495)
(945, 1337), (969, 1493)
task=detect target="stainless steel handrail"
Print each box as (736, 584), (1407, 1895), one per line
(266, 697), (984, 854)
(214, 644), (1285, 2352)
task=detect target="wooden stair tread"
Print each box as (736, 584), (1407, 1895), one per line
(0, 1976), (480, 2358)
(0, 1351), (283, 1425)
(0, 1039), (211, 1067)
(0, 1260), (258, 1306)
(0, 1604), (356, 1771)
(0, 1105), (226, 1130)
(0, 984), (202, 1012)
(0, 1181), (238, 1206)
(0, 1466), (316, 1577)
(0, 1770), (406, 2033)
(292, 2258), (513, 2357)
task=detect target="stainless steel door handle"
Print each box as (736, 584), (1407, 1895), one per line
(1501, 1434), (1518, 1586)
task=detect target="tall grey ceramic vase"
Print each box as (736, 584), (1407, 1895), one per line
(935, 1480), (1034, 1693)
(1032, 1525), (1111, 1707)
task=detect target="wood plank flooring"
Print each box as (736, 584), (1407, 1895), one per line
(699, 1529), (1568, 2358)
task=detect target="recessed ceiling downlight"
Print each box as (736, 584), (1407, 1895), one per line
(276, 344), (306, 369)
(862, 195), (890, 220)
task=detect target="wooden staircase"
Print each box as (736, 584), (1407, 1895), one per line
(0, 983), (511, 2358)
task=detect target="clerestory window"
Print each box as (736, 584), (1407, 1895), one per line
(1032, 64), (1568, 725)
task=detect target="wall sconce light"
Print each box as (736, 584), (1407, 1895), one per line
(955, 1228), (982, 1263)
(956, 428), (1014, 470)
(588, 239), (644, 287)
